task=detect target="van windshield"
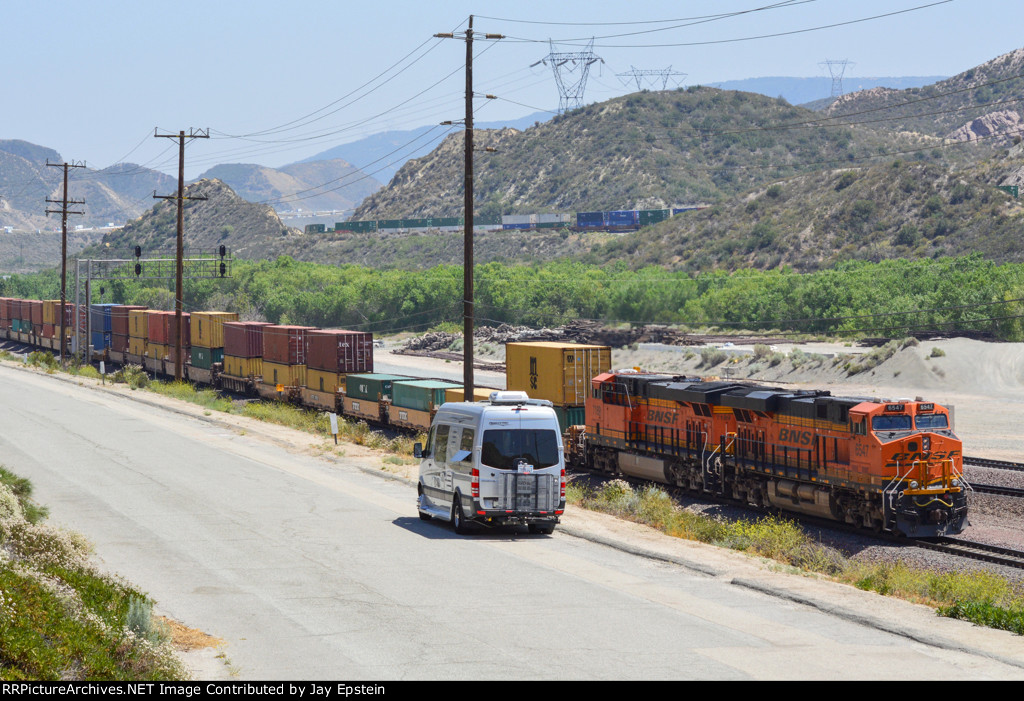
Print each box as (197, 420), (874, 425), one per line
(481, 429), (559, 470)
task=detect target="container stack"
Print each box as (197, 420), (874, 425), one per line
(128, 309), (149, 358)
(0, 298), (10, 331)
(190, 311), (238, 371)
(342, 373), (409, 423)
(89, 303), (117, 351)
(260, 325), (314, 392)
(222, 321), (271, 379)
(110, 305), (146, 355)
(28, 300), (43, 337)
(505, 341), (612, 433)
(302, 329), (374, 410)
(389, 378), (459, 431)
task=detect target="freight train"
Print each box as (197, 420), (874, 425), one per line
(0, 298), (967, 537)
(304, 207), (706, 236)
(564, 370), (967, 538)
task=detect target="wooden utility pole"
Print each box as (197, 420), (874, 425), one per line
(45, 160), (86, 366)
(154, 129), (209, 381)
(436, 17), (502, 401)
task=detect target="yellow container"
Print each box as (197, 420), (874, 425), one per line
(128, 309), (149, 338)
(43, 300), (61, 325)
(190, 311), (239, 348)
(444, 386), (495, 403)
(129, 337), (148, 357)
(505, 341), (612, 406)
(262, 361), (306, 388)
(223, 354), (262, 379)
(306, 368), (345, 394)
(148, 342), (167, 359)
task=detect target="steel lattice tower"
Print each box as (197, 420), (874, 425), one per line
(820, 59), (855, 98)
(616, 66), (688, 92)
(532, 38), (604, 113)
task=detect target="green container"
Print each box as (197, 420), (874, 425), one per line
(554, 406), (587, 434)
(345, 373), (409, 401)
(638, 209), (670, 226)
(190, 346), (224, 370)
(392, 379), (459, 412)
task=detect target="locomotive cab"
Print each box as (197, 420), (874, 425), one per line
(852, 400), (967, 537)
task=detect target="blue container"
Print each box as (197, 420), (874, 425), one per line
(607, 210), (639, 227)
(576, 211), (605, 227)
(672, 207), (699, 215)
(91, 331), (111, 350)
(89, 303), (116, 333)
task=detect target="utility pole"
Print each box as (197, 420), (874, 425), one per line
(435, 17), (502, 401)
(46, 160), (86, 366)
(154, 128), (209, 381)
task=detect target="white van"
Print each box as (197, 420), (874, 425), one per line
(415, 391), (566, 534)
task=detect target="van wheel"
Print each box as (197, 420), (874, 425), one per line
(451, 496), (469, 535)
(529, 524), (554, 535)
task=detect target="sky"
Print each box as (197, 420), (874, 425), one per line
(5, 0), (1024, 181)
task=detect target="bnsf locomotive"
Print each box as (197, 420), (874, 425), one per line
(566, 371), (967, 537)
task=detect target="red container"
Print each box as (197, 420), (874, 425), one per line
(223, 321), (270, 358)
(306, 329), (374, 373)
(29, 300), (43, 325)
(0, 298), (9, 326)
(42, 323), (54, 338)
(263, 325), (315, 364)
(148, 311), (191, 347)
(112, 334), (129, 353)
(111, 305), (147, 337)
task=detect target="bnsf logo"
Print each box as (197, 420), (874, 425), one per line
(647, 409), (677, 424)
(779, 428), (813, 446)
(887, 450), (961, 466)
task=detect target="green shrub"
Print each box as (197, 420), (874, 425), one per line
(930, 347), (946, 358)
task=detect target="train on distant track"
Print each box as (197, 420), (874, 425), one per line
(303, 206), (706, 236)
(0, 298), (967, 538)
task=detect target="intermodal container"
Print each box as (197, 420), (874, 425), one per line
(505, 341), (613, 407)
(223, 321), (270, 359)
(443, 386), (496, 403)
(263, 325), (314, 364)
(607, 210), (639, 227)
(112, 334), (129, 353)
(305, 368), (344, 394)
(28, 300), (44, 325)
(129, 309), (150, 338)
(576, 211), (605, 228)
(42, 323), (54, 338)
(191, 311), (239, 348)
(190, 346), (224, 370)
(42, 300), (60, 325)
(111, 305), (147, 337)
(262, 361), (306, 388)
(553, 405), (587, 434)
(223, 355), (262, 379)
(148, 343), (167, 359)
(391, 379), (459, 412)
(91, 331), (111, 350)
(344, 373), (408, 402)
(146, 311), (168, 343)
(128, 337), (147, 357)
(306, 329), (374, 373)
(638, 209), (670, 226)
(89, 303), (115, 332)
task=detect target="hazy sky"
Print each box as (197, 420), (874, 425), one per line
(5, 0), (1023, 180)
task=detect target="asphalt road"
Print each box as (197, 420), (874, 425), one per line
(3, 362), (1024, 680)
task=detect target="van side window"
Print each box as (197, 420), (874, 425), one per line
(424, 426), (436, 455)
(457, 428), (475, 461)
(434, 424), (450, 464)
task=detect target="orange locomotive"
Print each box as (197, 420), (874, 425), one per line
(570, 370), (967, 537)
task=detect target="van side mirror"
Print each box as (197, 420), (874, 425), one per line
(414, 443), (423, 459)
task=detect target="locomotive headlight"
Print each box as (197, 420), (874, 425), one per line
(952, 479), (961, 488)
(909, 480), (919, 489)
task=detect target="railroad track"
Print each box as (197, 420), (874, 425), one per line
(971, 483), (1024, 498)
(964, 456), (1024, 472)
(913, 538), (1024, 571)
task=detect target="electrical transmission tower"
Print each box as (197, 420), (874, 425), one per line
(820, 59), (855, 98)
(616, 66), (687, 92)
(531, 38), (604, 113)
